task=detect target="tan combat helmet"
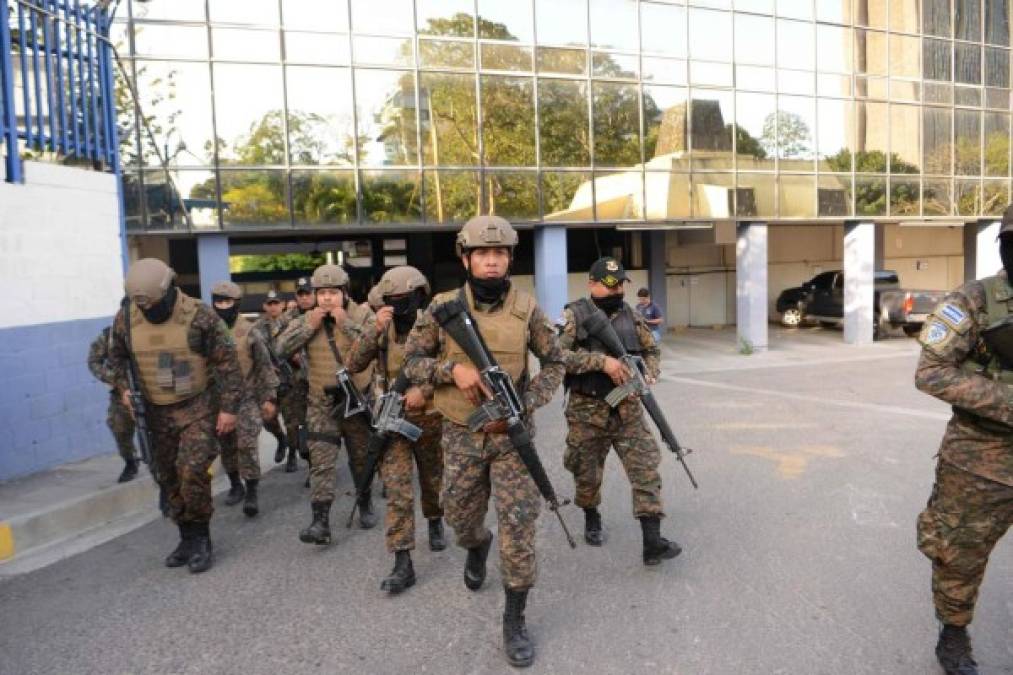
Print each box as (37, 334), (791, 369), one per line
(211, 280), (243, 299)
(367, 284), (384, 309)
(124, 258), (175, 306)
(455, 215), (519, 256)
(377, 265), (430, 298)
(1001, 204), (1013, 235)
(311, 264), (349, 289)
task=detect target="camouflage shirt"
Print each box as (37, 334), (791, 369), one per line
(558, 302), (661, 425)
(274, 307), (374, 364)
(240, 326), (281, 405)
(915, 273), (1013, 486)
(349, 317), (435, 400)
(402, 285), (565, 414)
(87, 327), (116, 388)
(108, 300), (244, 415)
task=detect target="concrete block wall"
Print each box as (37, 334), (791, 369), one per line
(0, 162), (124, 481)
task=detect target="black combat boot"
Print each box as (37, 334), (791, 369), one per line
(380, 550), (416, 594)
(299, 501), (332, 545)
(303, 458), (312, 488)
(583, 507), (604, 546)
(118, 458), (139, 483)
(242, 479), (259, 517)
(225, 472), (245, 506)
(187, 521), (214, 574)
(285, 444), (298, 473)
(158, 485), (170, 518)
(273, 431), (288, 464)
(464, 533), (493, 591)
(357, 490), (377, 530)
(936, 624), (979, 675)
(164, 523), (191, 568)
(639, 516), (682, 566)
(502, 588), (535, 668)
(428, 518), (447, 552)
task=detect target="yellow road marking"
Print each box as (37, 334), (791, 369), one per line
(0, 522), (14, 561)
(730, 445), (844, 479)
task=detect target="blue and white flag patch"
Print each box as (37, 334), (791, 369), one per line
(923, 320), (950, 345)
(936, 303), (970, 332)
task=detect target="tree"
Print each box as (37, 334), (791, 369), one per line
(231, 254), (326, 273)
(760, 110), (812, 159)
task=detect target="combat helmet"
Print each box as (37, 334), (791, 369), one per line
(376, 266), (430, 299)
(124, 258), (175, 306)
(211, 280), (243, 300)
(311, 264), (349, 289)
(455, 215), (519, 257)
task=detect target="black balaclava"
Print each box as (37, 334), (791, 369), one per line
(1001, 234), (1013, 281)
(212, 296), (240, 328)
(389, 291), (423, 335)
(469, 273), (510, 304)
(140, 285), (177, 324)
(592, 293), (625, 315)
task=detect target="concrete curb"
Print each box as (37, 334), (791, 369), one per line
(0, 433), (287, 576)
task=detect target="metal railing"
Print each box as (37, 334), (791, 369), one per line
(1, 0), (118, 182)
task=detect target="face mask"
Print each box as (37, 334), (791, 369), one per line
(388, 293), (422, 334)
(213, 301), (240, 328)
(1001, 236), (1013, 281)
(468, 273), (510, 304)
(140, 285), (177, 324)
(592, 293), (625, 315)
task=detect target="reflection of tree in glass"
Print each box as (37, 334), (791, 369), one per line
(825, 149), (919, 215)
(760, 111), (811, 159)
(231, 254), (327, 273)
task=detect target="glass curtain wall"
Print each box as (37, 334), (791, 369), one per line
(116, 0), (1013, 230)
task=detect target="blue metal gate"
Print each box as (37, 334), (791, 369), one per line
(1, 0), (118, 182)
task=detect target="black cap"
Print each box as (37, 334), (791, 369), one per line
(264, 289), (281, 304)
(589, 257), (629, 289)
(296, 276), (312, 293)
(1001, 204), (1013, 235)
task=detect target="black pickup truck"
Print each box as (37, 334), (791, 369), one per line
(776, 270), (947, 337)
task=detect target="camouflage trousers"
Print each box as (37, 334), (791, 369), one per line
(917, 458), (1013, 626)
(106, 390), (137, 462)
(148, 391), (219, 524)
(305, 393), (371, 504)
(564, 401), (664, 518)
(279, 380), (309, 455)
(219, 394), (263, 481)
(380, 410), (444, 552)
(441, 421), (541, 591)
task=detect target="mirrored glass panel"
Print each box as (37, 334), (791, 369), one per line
(776, 96), (816, 166)
(955, 43), (983, 84)
(282, 1), (350, 32)
(890, 104), (921, 173)
(955, 0), (982, 41)
(355, 69), (419, 166)
(985, 0), (1012, 45)
(134, 61), (214, 167)
(352, 0), (414, 35)
(133, 24), (209, 59)
(594, 171), (644, 220)
(817, 98), (855, 169)
(736, 173), (776, 217)
(220, 170), (290, 226)
(777, 20), (815, 72)
(361, 170), (423, 223)
(642, 3), (687, 58)
(209, 0), (279, 26)
(923, 39), (953, 81)
(644, 85), (689, 161)
(983, 179), (1010, 213)
(855, 30), (887, 75)
(285, 32), (350, 65)
(890, 34), (920, 78)
(213, 64), (284, 166)
(855, 176), (888, 215)
(818, 174), (853, 216)
(484, 172), (539, 220)
(131, 0), (206, 22)
(923, 178), (953, 214)
(478, 0), (534, 42)
(689, 9), (732, 62)
(420, 72), (478, 166)
(817, 0), (852, 24)
(593, 82), (642, 167)
(419, 40), (475, 69)
(481, 44), (533, 71)
(538, 79), (591, 166)
(692, 172), (736, 218)
(417, 0), (475, 37)
(984, 46), (1010, 85)
(535, 0), (588, 46)
(955, 109), (982, 175)
(691, 90), (734, 169)
(542, 171), (594, 221)
(734, 92), (775, 162)
(536, 47), (587, 75)
(955, 178), (981, 214)
(984, 112), (1010, 175)
(923, 0), (952, 37)
(352, 36), (414, 66)
(423, 170), (479, 222)
(480, 75), (536, 166)
(286, 67), (355, 166)
(854, 100), (889, 171)
(816, 25), (852, 73)
(890, 177), (920, 215)
(644, 171), (691, 219)
(590, 0), (638, 51)
(890, 0), (921, 33)
(780, 174), (816, 218)
(212, 28), (281, 62)
(923, 106), (953, 174)
(291, 170), (356, 224)
(735, 14), (774, 67)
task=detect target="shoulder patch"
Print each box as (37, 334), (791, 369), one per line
(936, 303), (971, 333)
(919, 319), (955, 351)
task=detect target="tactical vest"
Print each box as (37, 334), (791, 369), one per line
(961, 274), (1013, 385)
(383, 317), (435, 413)
(129, 291), (209, 405)
(232, 316), (255, 379)
(433, 285), (534, 426)
(564, 298), (643, 399)
(305, 301), (374, 397)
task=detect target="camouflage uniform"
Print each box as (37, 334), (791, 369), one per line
(276, 305), (375, 504)
(256, 312), (309, 455)
(403, 285), (564, 590)
(559, 302), (664, 518)
(109, 295), (242, 524)
(349, 318), (444, 553)
(218, 318), (279, 481)
(87, 328), (137, 463)
(915, 272), (1013, 627)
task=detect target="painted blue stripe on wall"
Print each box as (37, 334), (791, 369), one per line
(0, 315), (117, 481)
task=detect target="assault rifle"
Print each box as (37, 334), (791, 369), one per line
(324, 368), (371, 420)
(119, 297), (154, 467)
(346, 372), (422, 527)
(581, 308), (699, 489)
(432, 298), (577, 549)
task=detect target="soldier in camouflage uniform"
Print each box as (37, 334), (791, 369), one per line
(88, 326), (139, 483)
(914, 205), (1013, 675)
(211, 281), (280, 518)
(404, 216), (564, 668)
(277, 264), (378, 544)
(108, 258), (242, 574)
(559, 258), (681, 566)
(348, 266), (446, 596)
(276, 279), (314, 474)
(255, 290), (292, 469)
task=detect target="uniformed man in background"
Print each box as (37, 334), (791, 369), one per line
(87, 326), (139, 483)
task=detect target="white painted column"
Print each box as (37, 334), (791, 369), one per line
(735, 223), (768, 351)
(843, 222), (875, 345)
(963, 221), (1002, 281)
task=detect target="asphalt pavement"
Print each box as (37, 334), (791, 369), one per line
(1, 331), (1010, 674)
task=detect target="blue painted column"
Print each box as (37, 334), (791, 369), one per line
(197, 234), (230, 304)
(533, 225), (568, 323)
(648, 231), (668, 335)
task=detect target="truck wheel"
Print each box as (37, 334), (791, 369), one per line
(781, 307), (803, 327)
